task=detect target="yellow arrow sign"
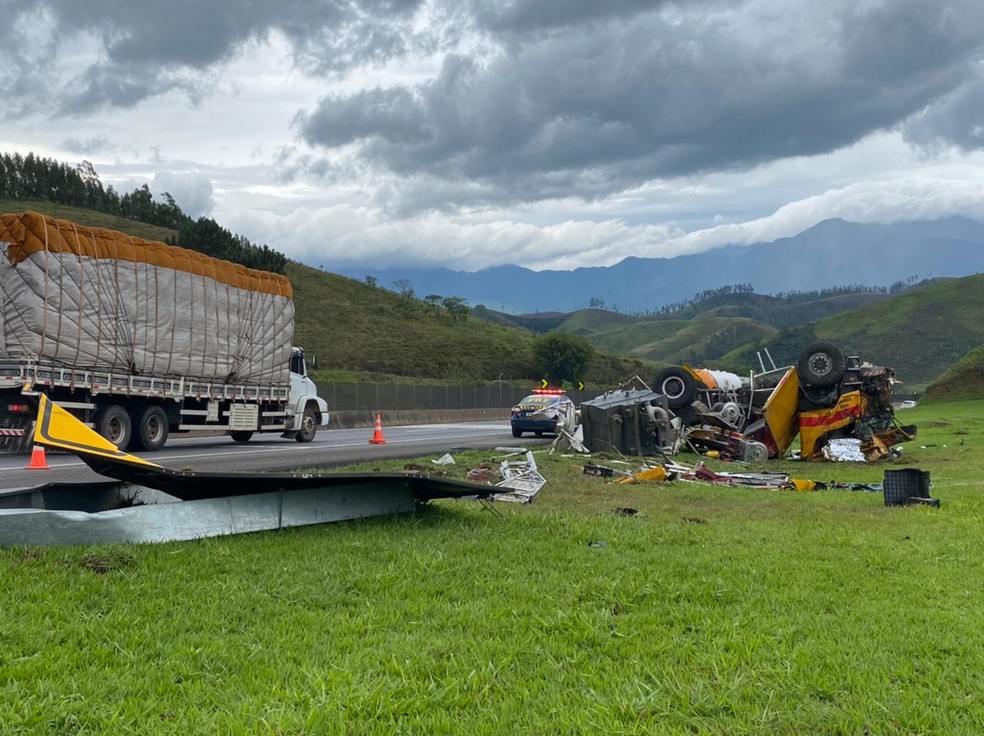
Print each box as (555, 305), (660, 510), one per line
(541, 378), (549, 388)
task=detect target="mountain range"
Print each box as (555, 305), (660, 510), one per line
(334, 217), (984, 314)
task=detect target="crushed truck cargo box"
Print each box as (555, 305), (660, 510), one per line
(0, 212), (292, 384)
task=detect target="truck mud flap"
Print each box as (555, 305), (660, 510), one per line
(0, 420), (33, 454)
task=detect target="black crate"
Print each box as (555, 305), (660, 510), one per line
(883, 468), (932, 507)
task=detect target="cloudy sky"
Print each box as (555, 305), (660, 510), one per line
(2, 0), (983, 272)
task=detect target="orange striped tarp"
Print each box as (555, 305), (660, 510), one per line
(0, 211), (291, 298)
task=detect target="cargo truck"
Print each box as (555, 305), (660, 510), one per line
(0, 212), (328, 451)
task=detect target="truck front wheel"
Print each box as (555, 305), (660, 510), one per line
(295, 405), (318, 443)
(95, 404), (132, 449)
(131, 405), (169, 451)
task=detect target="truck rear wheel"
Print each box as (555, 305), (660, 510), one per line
(230, 431), (253, 443)
(130, 405), (169, 451)
(295, 405), (318, 443)
(95, 404), (132, 449)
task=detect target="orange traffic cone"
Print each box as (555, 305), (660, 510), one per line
(369, 413), (387, 445)
(26, 444), (49, 470)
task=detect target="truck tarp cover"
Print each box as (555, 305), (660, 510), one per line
(0, 212), (293, 384)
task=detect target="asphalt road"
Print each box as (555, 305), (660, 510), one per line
(1, 420), (545, 490)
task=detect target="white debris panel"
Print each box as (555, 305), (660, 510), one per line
(0, 212), (293, 384)
(494, 451), (546, 503)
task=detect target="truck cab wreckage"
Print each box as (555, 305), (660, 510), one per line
(580, 341), (916, 462)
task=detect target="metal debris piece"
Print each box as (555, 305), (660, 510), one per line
(549, 427), (590, 455)
(431, 452), (456, 465)
(822, 438), (866, 462)
(583, 463), (615, 478)
(688, 462), (790, 488)
(493, 451), (546, 503)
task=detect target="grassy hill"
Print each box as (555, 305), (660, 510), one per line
(560, 314), (777, 369)
(288, 262), (538, 380)
(699, 291), (889, 325)
(923, 343), (984, 402)
(0, 199), (177, 242)
(730, 274), (984, 389)
(807, 274), (984, 386)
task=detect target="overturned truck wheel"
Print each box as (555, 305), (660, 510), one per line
(797, 341), (847, 388)
(653, 366), (697, 409)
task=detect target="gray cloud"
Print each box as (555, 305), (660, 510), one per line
(151, 172), (215, 219)
(0, 0), (428, 115)
(5, 0), (984, 221)
(903, 78), (984, 152)
(298, 0), (984, 208)
(468, 0), (667, 35)
(60, 135), (115, 156)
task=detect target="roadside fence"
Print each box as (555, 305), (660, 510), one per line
(319, 382), (591, 412)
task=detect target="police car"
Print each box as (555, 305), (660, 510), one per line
(510, 389), (577, 438)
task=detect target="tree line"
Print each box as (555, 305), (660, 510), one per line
(645, 281), (921, 326)
(0, 152), (287, 273)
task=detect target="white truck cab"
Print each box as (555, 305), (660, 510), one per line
(286, 347), (330, 442)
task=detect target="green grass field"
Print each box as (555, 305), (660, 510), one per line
(2, 400), (982, 733)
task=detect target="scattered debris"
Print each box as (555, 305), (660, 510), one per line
(682, 516), (707, 524)
(587, 540), (607, 548)
(691, 463), (791, 489)
(583, 463), (616, 478)
(549, 427), (590, 455)
(822, 438), (867, 462)
(579, 342), (916, 463)
(466, 465), (500, 483)
(790, 479), (818, 492)
(431, 452), (456, 465)
(612, 507), (639, 516)
(615, 466), (668, 484)
(493, 451), (546, 503)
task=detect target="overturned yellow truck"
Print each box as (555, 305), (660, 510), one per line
(582, 341), (916, 462)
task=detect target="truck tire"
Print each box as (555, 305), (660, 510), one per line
(295, 405), (318, 443)
(130, 405), (169, 451)
(797, 341), (846, 388)
(720, 402), (742, 425)
(95, 404), (132, 449)
(653, 367), (697, 409)
(230, 431), (253, 443)
(741, 440), (770, 463)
